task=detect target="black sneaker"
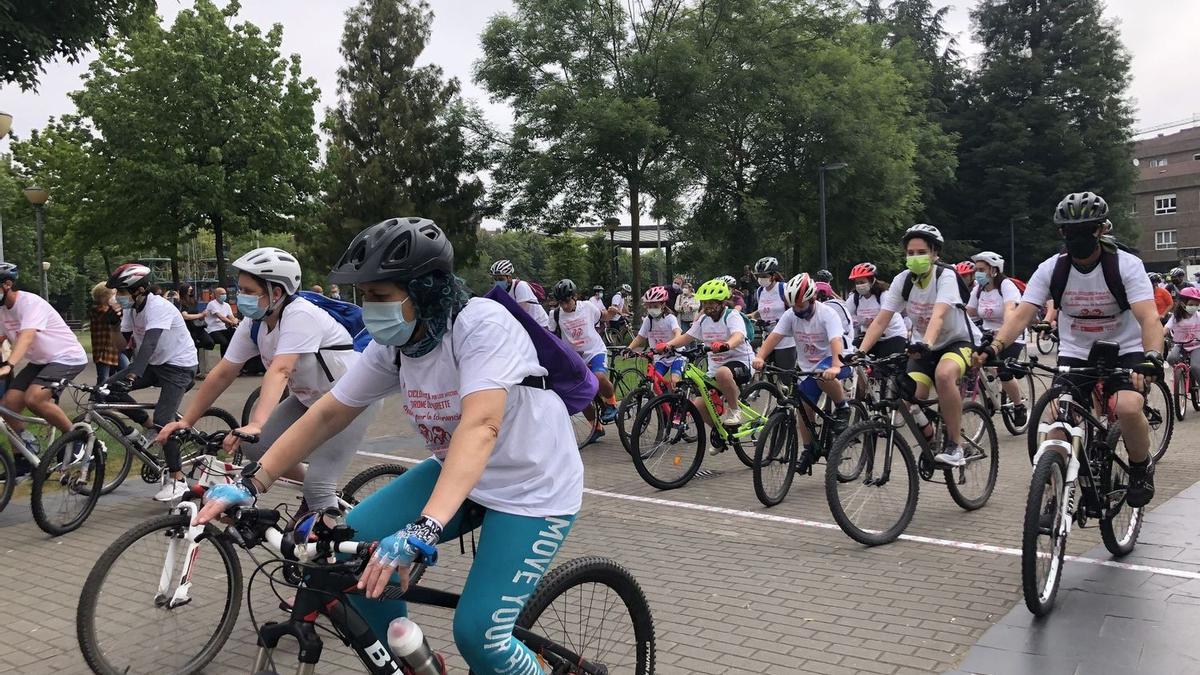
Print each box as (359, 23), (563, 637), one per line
(1013, 403), (1028, 427)
(1126, 461), (1155, 508)
(795, 448), (818, 475)
(833, 406), (851, 435)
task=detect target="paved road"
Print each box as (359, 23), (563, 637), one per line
(1, 367), (1197, 674)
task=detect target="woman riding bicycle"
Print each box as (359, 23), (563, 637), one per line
(847, 262), (907, 356)
(966, 251), (1029, 427)
(548, 278), (620, 444)
(1166, 286), (1200, 373)
(157, 247), (376, 515)
(748, 256), (796, 383)
(195, 217), (583, 675)
(627, 285), (684, 390)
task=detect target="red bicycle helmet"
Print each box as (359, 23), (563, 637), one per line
(642, 286), (669, 303)
(955, 261), (976, 276)
(848, 262), (876, 280)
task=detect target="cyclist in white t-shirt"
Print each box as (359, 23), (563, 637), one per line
(489, 259), (550, 329)
(627, 285), (684, 388)
(195, 217), (582, 675)
(966, 251), (1028, 427)
(547, 279), (620, 444)
(847, 262), (908, 357)
(748, 256), (795, 384)
(106, 263), (200, 501)
(157, 247), (375, 513)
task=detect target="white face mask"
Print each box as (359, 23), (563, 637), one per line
(1187, 305), (1199, 316)
(757, 277), (771, 288)
(647, 307), (663, 318)
(855, 283), (871, 296)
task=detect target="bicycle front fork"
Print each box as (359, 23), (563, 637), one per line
(157, 501), (204, 609)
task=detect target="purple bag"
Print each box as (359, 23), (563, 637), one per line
(483, 286), (599, 414)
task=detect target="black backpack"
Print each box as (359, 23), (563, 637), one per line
(1047, 250), (1129, 317)
(901, 262), (971, 305)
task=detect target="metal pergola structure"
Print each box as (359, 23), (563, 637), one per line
(573, 223), (681, 283)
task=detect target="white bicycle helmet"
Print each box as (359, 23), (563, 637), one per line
(784, 272), (816, 306)
(971, 251), (1004, 273)
(489, 259), (515, 276)
(902, 223), (944, 248)
(232, 247), (302, 295)
(719, 274), (737, 288)
(107, 263), (153, 290)
(620, 283), (631, 294)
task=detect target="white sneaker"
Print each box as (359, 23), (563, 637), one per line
(153, 479), (189, 502)
(719, 408), (745, 427)
(934, 445), (966, 467)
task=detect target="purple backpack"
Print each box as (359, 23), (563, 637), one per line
(482, 286), (599, 414)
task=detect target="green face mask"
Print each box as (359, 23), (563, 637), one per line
(906, 254), (932, 275)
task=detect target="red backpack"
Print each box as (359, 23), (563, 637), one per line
(526, 280), (546, 302)
(1009, 277), (1027, 294)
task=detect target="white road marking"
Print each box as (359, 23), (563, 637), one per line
(356, 450), (1200, 580)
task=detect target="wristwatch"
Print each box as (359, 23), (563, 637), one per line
(241, 461), (270, 495)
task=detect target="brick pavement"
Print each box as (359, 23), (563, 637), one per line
(2, 367), (1200, 674)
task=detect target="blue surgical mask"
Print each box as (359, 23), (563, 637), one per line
(363, 299), (418, 346)
(217, 294), (227, 303)
(116, 295), (133, 310)
(494, 280), (510, 292)
(975, 271), (989, 287)
(237, 293), (267, 320)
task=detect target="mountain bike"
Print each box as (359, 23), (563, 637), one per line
(616, 349), (678, 455)
(1033, 322), (1058, 355)
(752, 364), (868, 507)
(824, 353), (999, 546)
(1017, 355), (1147, 615)
(603, 316), (633, 346)
(79, 479), (655, 675)
(960, 337), (1038, 436)
(0, 401), (63, 514)
(628, 344), (782, 489)
(1170, 341), (1200, 421)
(29, 380), (236, 535)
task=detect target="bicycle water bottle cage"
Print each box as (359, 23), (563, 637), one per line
(1087, 341), (1120, 369)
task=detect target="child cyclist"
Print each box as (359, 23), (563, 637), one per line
(656, 279), (754, 432)
(547, 279), (619, 444)
(1167, 287), (1200, 376)
(627, 285), (684, 390)
(752, 273), (853, 473)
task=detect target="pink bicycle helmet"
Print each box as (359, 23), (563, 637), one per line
(1179, 286), (1200, 301)
(642, 285), (669, 303)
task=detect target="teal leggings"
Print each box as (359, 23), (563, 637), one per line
(345, 458), (576, 674)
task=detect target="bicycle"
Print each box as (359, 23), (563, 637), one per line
(603, 315), (633, 346)
(29, 380), (236, 535)
(79, 476), (655, 675)
(959, 336), (1038, 436)
(569, 346), (644, 449)
(628, 344), (782, 489)
(0, 401), (63, 514)
(615, 349), (677, 455)
(752, 364), (868, 507)
(1033, 322), (1059, 355)
(1017, 354), (1147, 615)
(823, 352), (1000, 546)
(1170, 341), (1200, 421)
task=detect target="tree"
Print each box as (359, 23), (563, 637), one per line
(66, 0), (321, 284)
(476, 0), (696, 311)
(543, 234), (587, 288)
(947, 0), (1136, 273)
(315, 0), (489, 271)
(0, 0), (153, 90)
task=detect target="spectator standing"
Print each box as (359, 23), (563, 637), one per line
(675, 282), (700, 331)
(88, 282), (127, 383)
(310, 284), (324, 295)
(204, 287), (238, 356)
(329, 284), (341, 300)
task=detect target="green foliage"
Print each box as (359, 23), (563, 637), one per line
(313, 0), (490, 273)
(0, 0), (154, 90)
(543, 234), (587, 288)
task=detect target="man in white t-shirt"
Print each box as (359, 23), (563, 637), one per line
(0, 262), (88, 470)
(490, 259), (550, 328)
(610, 284), (632, 332)
(547, 279), (619, 444)
(204, 287), (239, 356)
(978, 192), (1163, 508)
(857, 224), (980, 467)
(106, 263), (199, 501)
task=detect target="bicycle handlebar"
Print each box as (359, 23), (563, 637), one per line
(1005, 358), (1133, 377)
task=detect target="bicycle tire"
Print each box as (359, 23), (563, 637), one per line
(1036, 332), (1054, 355)
(1144, 378), (1172, 463)
(77, 513), (242, 675)
(240, 387), (290, 426)
(1021, 450), (1067, 616)
(515, 556), (655, 675)
(1174, 368), (1188, 422)
(824, 419), (919, 546)
(1192, 373), (1200, 412)
(1099, 422), (1144, 557)
(630, 393), (705, 490)
(752, 409), (798, 507)
(341, 463), (407, 506)
(1027, 385), (1071, 465)
(1000, 371), (1036, 436)
(945, 402), (999, 511)
(831, 400), (871, 482)
(80, 410), (135, 496)
(571, 400), (599, 450)
(31, 428), (106, 536)
(617, 386), (653, 455)
(178, 408), (240, 472)
(0, 446), (13, 513)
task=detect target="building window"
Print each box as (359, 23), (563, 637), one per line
(1156, 230), (1178, 250)
(1194, 153), (1200, 161)
(1131, 201), (1138, 215)
(1150, 157), (1169, 167)
(1156, 194), (1178, 215)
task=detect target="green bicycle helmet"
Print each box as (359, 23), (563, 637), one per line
(695, 279), (732, 302)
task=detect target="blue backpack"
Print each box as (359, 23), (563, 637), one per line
(482, 285), (598, 414)
(249, 291), (372, 380)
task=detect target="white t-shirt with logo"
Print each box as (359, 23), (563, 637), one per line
(204, 299), (234, 333)
(1167, 313), (1200, 352)
(548, 300), (607, 362)
(881, 268), (980, 349)
(0, 292), (87, 366)
(510, 279), (549, 329)
(852, 292), (908, 340)
(121, 293), (199, 368)
(968, 278), (1025, 344)
(772, 302), (845, 370)
(685, 308), (754, 375)
(589, 296), (606, 313)
(755, 283), (794, 349)
(611, 293), (626, 313)
(331, 298), (582, 517)
(638, 314), (682, 364)
(224, 297), (358, 407)
(1021, 250), (1153, 360)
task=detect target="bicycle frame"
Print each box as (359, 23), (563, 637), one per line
(678, 360), (765, 443)
(0, 404), (57, 467)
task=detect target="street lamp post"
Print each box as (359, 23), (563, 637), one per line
(818, 162), (849, 271)
(0, 111), (12, 262)
(23, 186), (49, 298)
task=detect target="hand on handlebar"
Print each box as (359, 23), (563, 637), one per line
(193, 482), (255, 526)
(653, 342), (672, 354)
(709, 341), (729, 353)
(971, 343), (997, 369)
(156, 420), (190, 446)
(224, 424), (261, 455)
(358, 518), (442, 599)
(752, 357), (765, 371)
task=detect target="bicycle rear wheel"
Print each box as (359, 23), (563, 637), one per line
(1143, 379), (1172, 463)
(752, 409), (797, 507)
(0, 447), (13, 513)
(1000, 371), (1037, 436)
(571, 400), (599, 449)
(824, 419), (918, 546)
(1174, 368), (1188, 422)
(31, 429), (105, 536)
(945, 402), (999, 511)
(1099, 422), (1144, 556)
(1022, 450), (1067, 616)
(516, 556), (655, 675)
(341, 463), (407, 506)
(83, 411), (135, 495)
(630, 393), (705, 490)
(77, 513), (242, 675)
(1036, 331), (1055, 355)
(617, 386), (653, 455)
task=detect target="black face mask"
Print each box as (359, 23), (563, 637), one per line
(1064, 231), (1099, 259)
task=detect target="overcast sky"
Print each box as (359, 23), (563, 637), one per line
(3, 0), (1196, 148)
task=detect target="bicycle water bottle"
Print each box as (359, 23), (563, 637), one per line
(387, 617), (446, 675)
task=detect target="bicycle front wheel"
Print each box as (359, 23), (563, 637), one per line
(1143, 378), (1172, 463)
(630, 393), (705, 490)
(1022, 450), (1067, 616)
(31, 429), (105, 536)
(945, 402), (999, 511)
(83, 411), (135, 495)
(516, 556), (655, 675)
(77, 513), (242, 675)
(617, 386), (653, 455)
(1099, 422), (1144, 557)
(1174, 367), (1188, 422)
(571, 401), (599, 450)
(752, 409), (798, 507)
(824, 419), (918, 546)
(341, 463), (407, 506)
(0, 447), (13, 513)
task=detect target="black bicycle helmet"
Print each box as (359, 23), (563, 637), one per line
(814, 269), (833, 283)
(0, 262), (17, 282)
(328, 217), (453, 284)
(1053, 192), (1109, 226)
(753, 256), (779, 275)
(553, 279), (577, 301)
